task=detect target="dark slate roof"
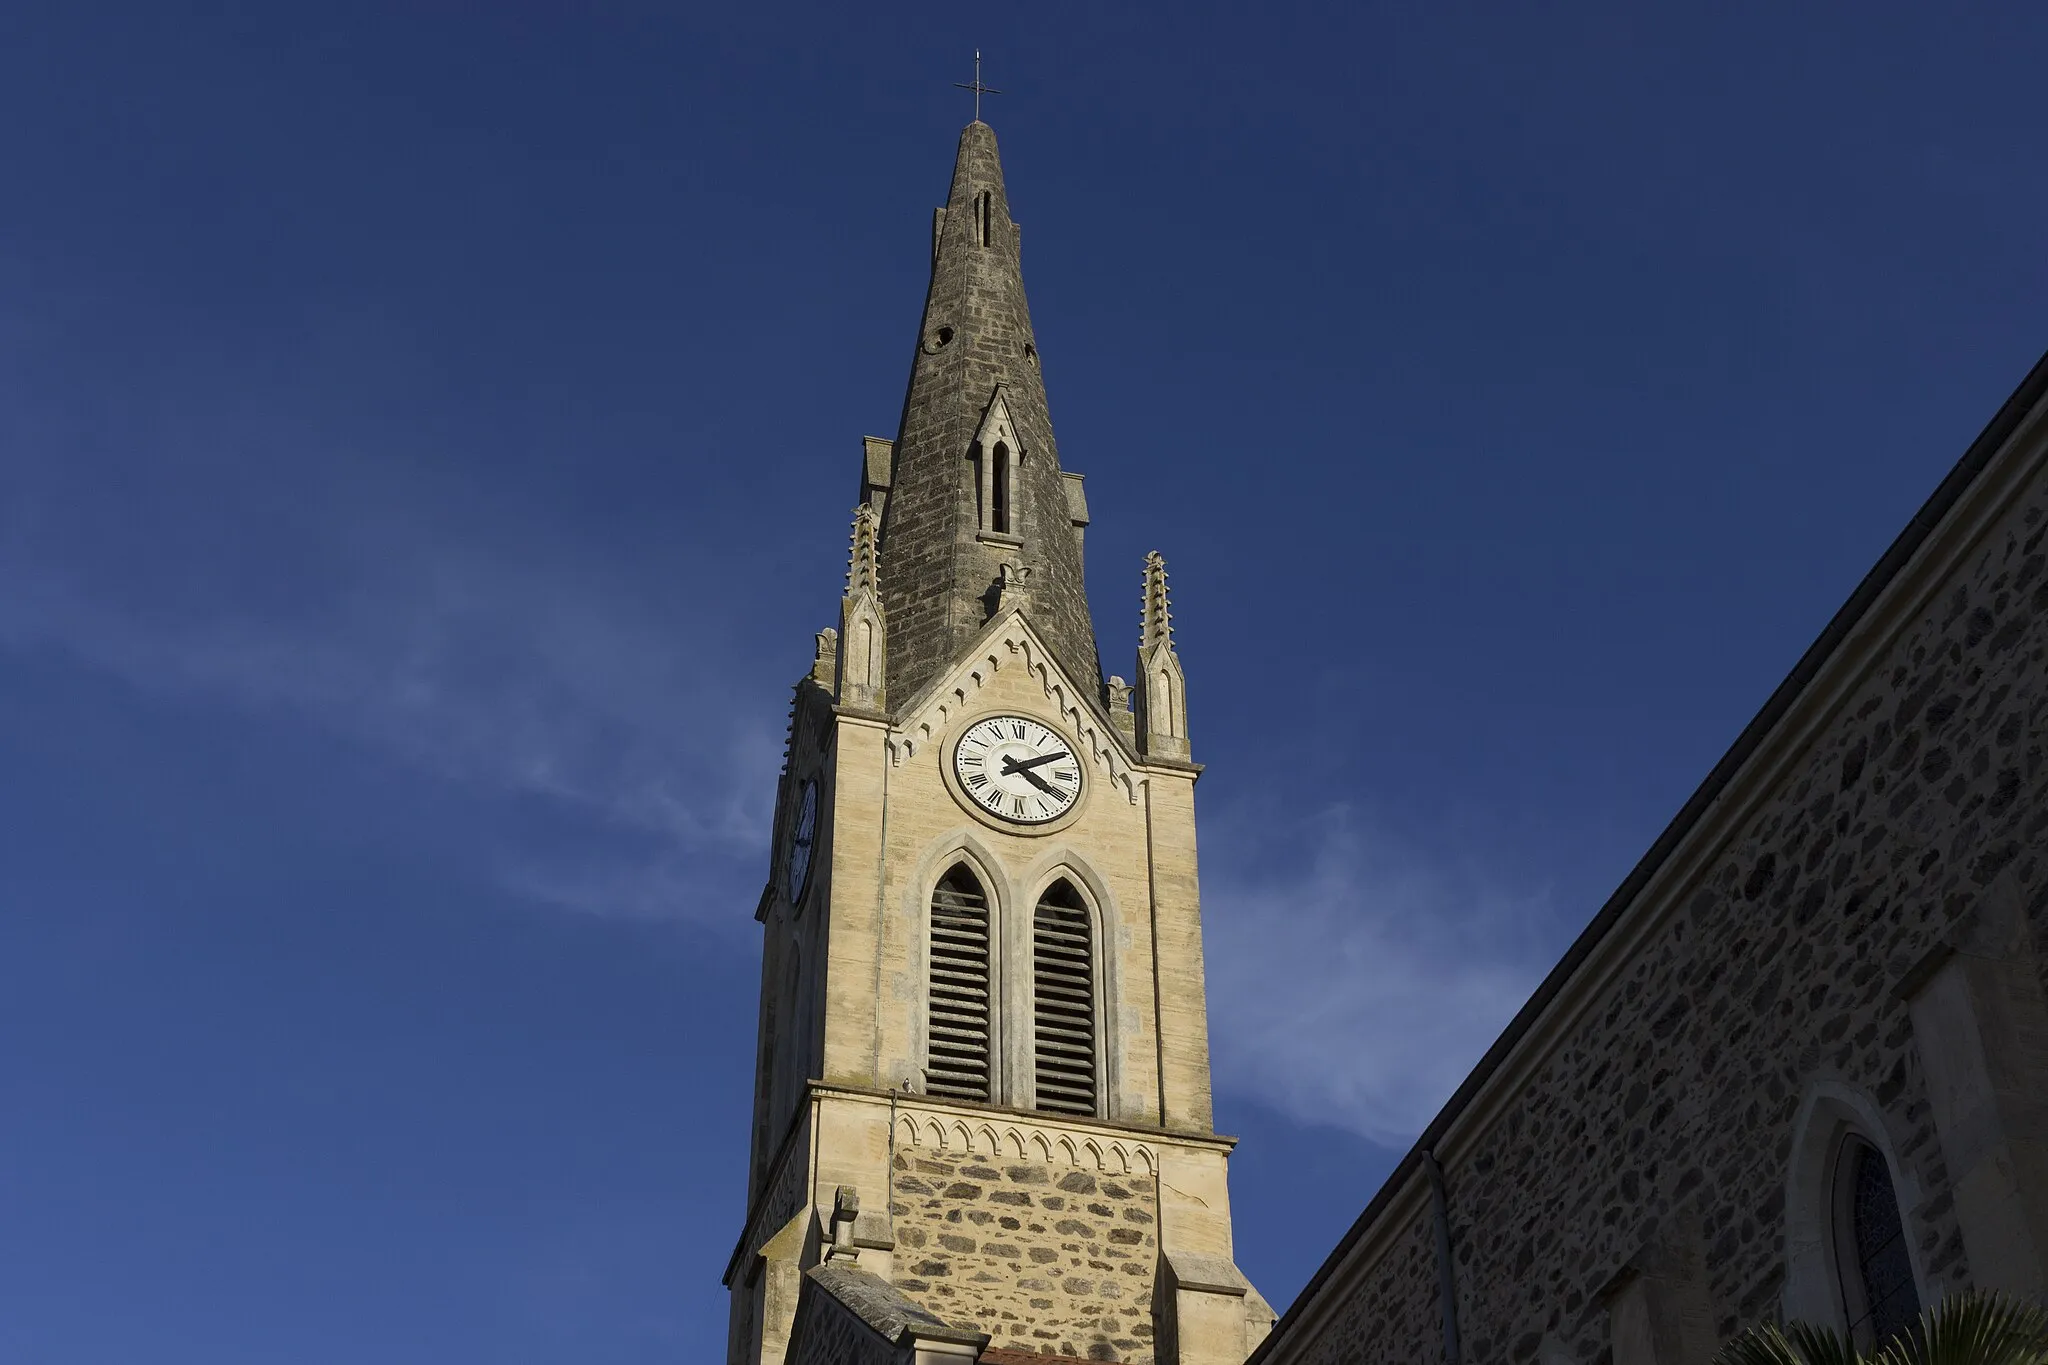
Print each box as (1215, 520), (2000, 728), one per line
(807, 1261), (986, 1348)
(1250, 346), (2048, 1361)
(877, 121), (1101, 704)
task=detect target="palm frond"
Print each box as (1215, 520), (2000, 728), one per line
(1782, 1321), (1870, 1365)
(1883, 1292), (2048, 1365)
(1716, 1292), (2048, 1365)
(1716, 1321), (1864, 1365)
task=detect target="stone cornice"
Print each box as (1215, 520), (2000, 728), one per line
(814, 1080), (1239, 1160)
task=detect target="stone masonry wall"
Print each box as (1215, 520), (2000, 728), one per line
(1280, 456), (2048, 1363)
(891, 1152), (1159, 1362)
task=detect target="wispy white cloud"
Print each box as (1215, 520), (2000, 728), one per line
(0, 259), (794, 927)
(0, 509), (781, 925)
(1203, 808), (1556, 1147)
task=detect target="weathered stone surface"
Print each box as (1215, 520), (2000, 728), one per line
(893, 1151), (1158, 1362)
(876, 121), (1100, 705)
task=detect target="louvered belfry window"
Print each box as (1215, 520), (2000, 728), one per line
(925, 866), (993, 1102)
(1032, 880), (1097, 1115)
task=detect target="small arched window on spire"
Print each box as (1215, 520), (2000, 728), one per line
(1834, 1137), (1920, 1347)
(1031, 880), (1096, 1116)
(925, 866), (992, 1102)
(978, 191), (992, 247)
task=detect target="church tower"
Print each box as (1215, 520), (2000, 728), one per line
(724, 121), (1271, 1365)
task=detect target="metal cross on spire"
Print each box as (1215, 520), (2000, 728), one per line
(953, 50), (1003, 123)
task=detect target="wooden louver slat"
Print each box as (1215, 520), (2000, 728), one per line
(926, 869), (991, 1102)
(1032, 882), (1096, 1116)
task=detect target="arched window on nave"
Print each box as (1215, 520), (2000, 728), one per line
(1835, 1136), (1919, 1346)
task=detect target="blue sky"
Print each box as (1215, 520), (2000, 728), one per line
(3, 3), (2045, 1361)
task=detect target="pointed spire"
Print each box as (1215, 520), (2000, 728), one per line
(836, 504), (887, 711)
(1135, 551), (1189, 761)
(1140, 550), (1173, 652)
(846, 501), (880, 597)
(875, 122), (1100, 705)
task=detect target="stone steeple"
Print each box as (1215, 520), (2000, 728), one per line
(871, 120), (1100, 705)
(731, 116), (1273, 1365)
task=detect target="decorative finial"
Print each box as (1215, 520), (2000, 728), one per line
(985, 557), (1032, 619)
(1140, 550), (1173, 653)
(837, 506), (887, 711)
(1106, 675), (1136, 740)
(953, 50), (1003, 123)
(846, 503), (880, 597)
(1135, 551), (1189, 760)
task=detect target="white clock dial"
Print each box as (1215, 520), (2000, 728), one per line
(953, 715), (1083, 825)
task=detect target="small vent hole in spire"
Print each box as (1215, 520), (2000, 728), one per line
(978, 192), (991, 247)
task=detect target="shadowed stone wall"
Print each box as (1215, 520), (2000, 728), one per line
(892, 1151), (1159, 1362)
(1270, 418), (2048, 1362)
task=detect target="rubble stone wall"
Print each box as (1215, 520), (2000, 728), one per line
(891, 1151), (1159, 1362)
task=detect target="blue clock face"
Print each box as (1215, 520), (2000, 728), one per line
(786, 780), (818, 903)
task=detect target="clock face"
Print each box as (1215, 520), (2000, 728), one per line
(785, 780), (818, 903)
(953, 715), (1083, 825)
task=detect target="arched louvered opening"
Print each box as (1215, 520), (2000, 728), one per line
(925, 866), (992, 1102)
(1032, 879), (1096, 1115)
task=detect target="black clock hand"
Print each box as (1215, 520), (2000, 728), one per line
(1001, 761), (1060, 797)
(1004, 751), (1072, 772)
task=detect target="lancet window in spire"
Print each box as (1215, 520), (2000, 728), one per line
(925, 866), (993, 1102)
(991, 442), (1012, 534)
(1031, 880), (1097, 1116)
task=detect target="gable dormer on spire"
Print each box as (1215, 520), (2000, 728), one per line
(835, 503), (886, 712)
(970, 386), (1023, 539)
(875, 121), (1100, 708)
(1136, 550), (1190, 760)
